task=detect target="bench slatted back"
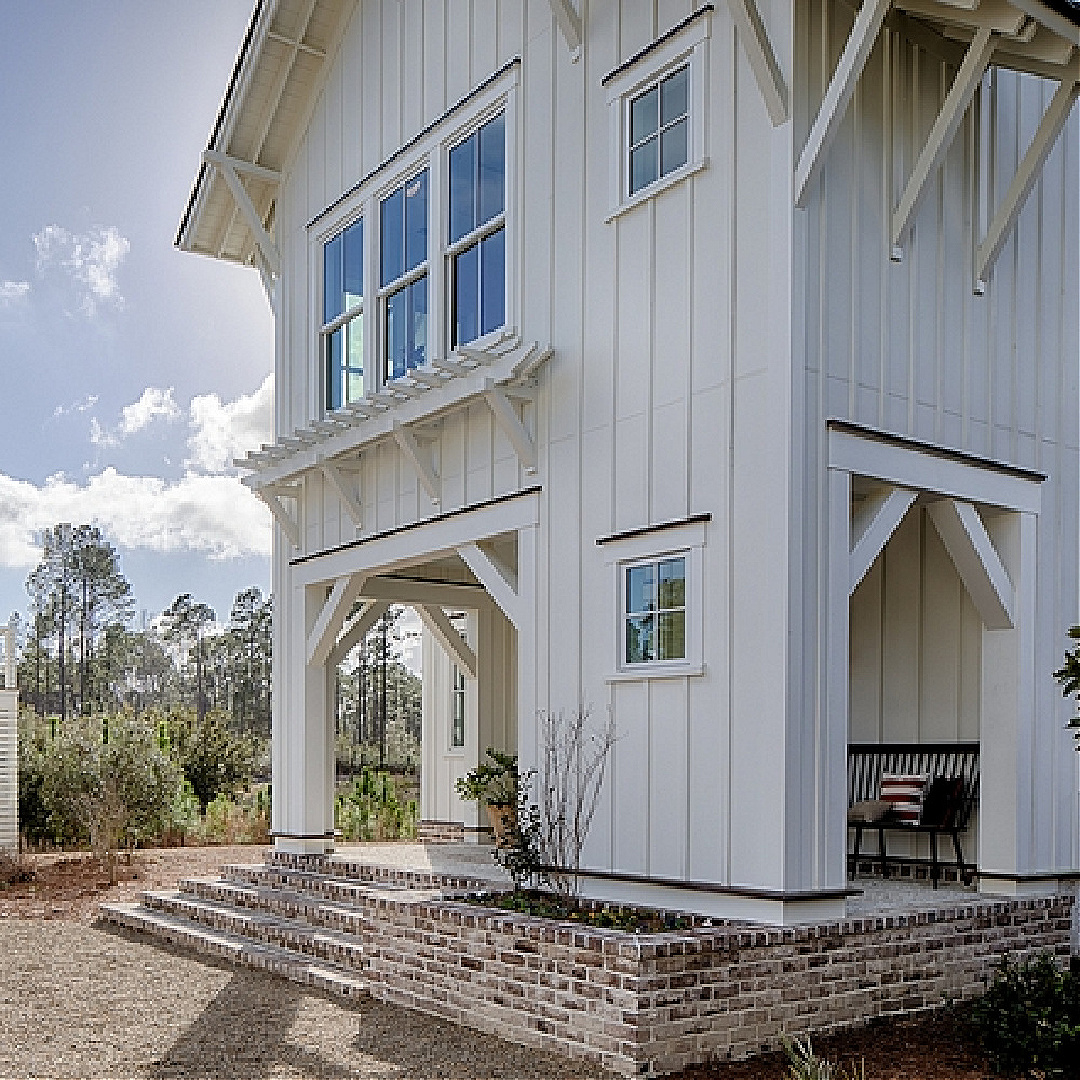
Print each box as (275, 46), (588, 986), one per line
(848, 742), (980, 830)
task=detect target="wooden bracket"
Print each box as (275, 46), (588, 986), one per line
(417, 604), (478, 679)
(393, 422), (440, 504)
(726, 0), (789, 126)
(483, 380), (537, 473)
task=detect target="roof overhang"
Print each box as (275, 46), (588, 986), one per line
(176, 0), (354, 282)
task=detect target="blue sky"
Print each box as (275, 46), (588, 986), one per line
(0, 0), (275, 628)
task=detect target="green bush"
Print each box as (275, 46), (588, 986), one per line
(170, 709), (252, 811)
(335, 768), (417, 841)
(16, 717), (50, 845)
(972, 953), (1080, 1078)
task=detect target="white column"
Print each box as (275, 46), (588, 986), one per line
(273, 575), (336, 854)
(979, 511), (1038, 893)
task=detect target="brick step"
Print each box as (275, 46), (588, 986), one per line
(219, 863), (449, 908)
(99, 901), (369, 1000)
(139, 890), (367, 972)
(181, 876), (378, 933)
(267, 851), (505, 893)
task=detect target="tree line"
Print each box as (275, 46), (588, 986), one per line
(18, 523), (272, 736)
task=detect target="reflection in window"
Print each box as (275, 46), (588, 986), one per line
(322, 218), (364, 412)
(449, 112), (506, 347)
(624, 556), (686, 664)
(629, 66), (689, 196)
(381, 171), (428, 380)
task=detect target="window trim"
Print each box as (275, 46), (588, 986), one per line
(309, 66), (519, 420)
(605, 9), (711, 222)
(602, 518), (706, 681)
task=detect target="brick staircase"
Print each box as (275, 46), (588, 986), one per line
(99, 850), (505, 1000)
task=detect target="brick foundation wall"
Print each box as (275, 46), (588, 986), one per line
(357, 891), (1074, 1076)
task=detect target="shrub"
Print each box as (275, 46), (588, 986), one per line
(16, 717), (50, 845)
(782, 1038), (864, 1080)
(170, 710), (252, 811)
(335, 768), (417, 841)
(972, 953), (1080, 1078)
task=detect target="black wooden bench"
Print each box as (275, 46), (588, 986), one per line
(847, 742), (980, 886)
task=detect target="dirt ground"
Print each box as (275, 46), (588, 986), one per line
(0, 847), (1001, 1079)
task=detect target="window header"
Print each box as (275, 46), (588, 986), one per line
(602, 5), (713, 87)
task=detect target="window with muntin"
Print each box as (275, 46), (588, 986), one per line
(380, 170), (429, 381)
(449, 111), (506, 347)
(321, 217), (363, 412)
(628, 66), (689, 197)
(624, 555), (687, 665)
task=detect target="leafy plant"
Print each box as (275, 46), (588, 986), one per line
(972, 953), (1080, 1078)
(1053, 626), (1080, 750)
(455, 748), (519, 806)
(170, 709), (252, 811)
(782, 1037), (865, 1080)
(488, 767), (543, 889)
(335, 768), (417, 841)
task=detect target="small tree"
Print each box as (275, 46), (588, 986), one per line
(173, 709), (252, 811)
(1052, 626), (1080, 750)
(537, 706), (617, 899)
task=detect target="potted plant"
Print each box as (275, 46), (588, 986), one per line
(455, 748), (519, 847)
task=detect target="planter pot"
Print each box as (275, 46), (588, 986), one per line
(484, 803), (516, 849)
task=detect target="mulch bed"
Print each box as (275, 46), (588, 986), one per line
(1, 847), (1002, 1077)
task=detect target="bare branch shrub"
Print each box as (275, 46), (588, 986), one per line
(537, 706), (617, 898)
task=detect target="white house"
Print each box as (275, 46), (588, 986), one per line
(179, 0), (1080, 923)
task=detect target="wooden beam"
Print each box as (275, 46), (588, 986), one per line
(483, 381), (537, 473)
(890, 27), (995, 258)
(258, 490), (300, 549)
(795, 0), (892, 208)
(417, 604), (478, 679)
(203, 151), (280, 275)
(458, 542), (523, 629)
(975, 62), (1080, 290)
(726, 0), (790, 126)
(320, 459), (364, 529)
(307, 574), (368, 667)
(849, 486), (918, 594)
(359, 576), (489, 608)
(393, 422), (440, 503)
(926, 500), (1015, 629)
(328, 599), (389, 670)
(547, 0), (582, 59)
(203, 149), (281, 185)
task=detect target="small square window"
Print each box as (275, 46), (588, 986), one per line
(623, 556), (687, 665)
(628, 67), (689, 197)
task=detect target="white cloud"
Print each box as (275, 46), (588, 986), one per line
(0, 468), (270, 569)
(91, 387), (180, 447)
(33, 224), (130, 316)
(52, 394), (99, 420)
(0, 280), (30, 304)
(186, 373), (274, 474)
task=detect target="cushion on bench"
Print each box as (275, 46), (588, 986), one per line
(879, 773), (929, 823)
(847, 798), (893, 824)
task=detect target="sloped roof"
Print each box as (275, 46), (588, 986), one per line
(176, 0), (351, 266)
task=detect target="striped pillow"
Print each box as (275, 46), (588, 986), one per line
(878, 773), (930, 824)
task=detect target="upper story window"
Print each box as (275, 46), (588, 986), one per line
(624, 555), (687, 664)
(628, 67), (689, 196)
(312, 62), (518, 416)
(604, 8), (710, 220)
(380, 171), (428, 380)
(321, 218), (363, 411)
(449, 112), (506, 348)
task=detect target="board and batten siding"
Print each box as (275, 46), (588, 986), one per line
(795, 0), (1080, 876)
(0, 690), (16, 852)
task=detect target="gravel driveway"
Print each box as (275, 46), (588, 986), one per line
(0, 847), (602, 1080)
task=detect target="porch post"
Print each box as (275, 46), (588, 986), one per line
(979, 510), (1038, 892)
(272, 575), (336, 854)
(826, 466), (852, 888)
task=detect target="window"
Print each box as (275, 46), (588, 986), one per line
(628, 67), (689, 196)
(312, 63), (518, 415)
(624, 556), (687, 664)
(449, 112), (506, 347)
(604, 9), (710, 219)
(321, 218), (363, 411)
(450, 664), (466, 748)
(380, 170), (428, 380)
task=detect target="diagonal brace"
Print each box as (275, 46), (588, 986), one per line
(975, 60), (1080, 291)
(891, 27), (995, 259)
(328, 599), (389, 670)
(258, 490), (301, 549)
(927, 500), (1014, 630)
(203, 150), (280, 275)
(849, 486), (918, 594)
(393, 422), (440, 504)
(307, 574), (367, 667)
(320, 459), (363, 529)
(796, 0), (892, 208)
(417, 605), (477, 679)
(458, 541), (523, 629)
(483, 380), (537, 473)
(726, 0), (789, 126)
